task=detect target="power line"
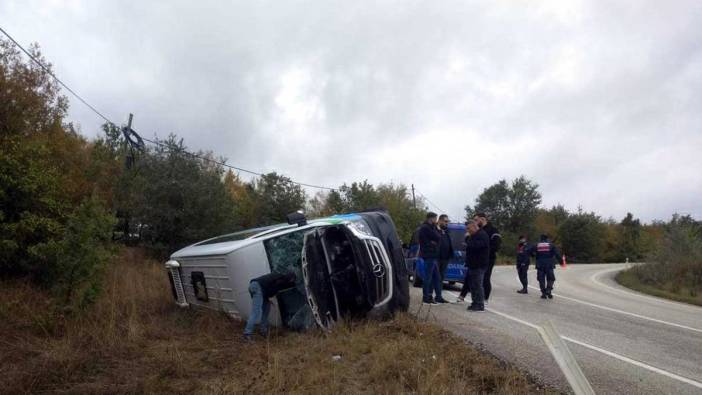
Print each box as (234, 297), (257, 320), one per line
(416, 190), (465, 221)
(0, 26), (336, 191)
(2, 26), (455, 203)
(0, 26), (113, 125)
(416, 191), (445, 213)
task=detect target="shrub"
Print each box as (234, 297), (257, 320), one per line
(626, 216), (702, 297)
(29, 196), (116, 309)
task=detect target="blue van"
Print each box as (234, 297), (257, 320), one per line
(405, 223), (467, 287)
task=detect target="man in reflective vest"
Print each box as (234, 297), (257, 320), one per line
(528, 234), (562, 300)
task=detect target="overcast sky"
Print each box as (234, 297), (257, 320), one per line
(3, 0), (701, 222)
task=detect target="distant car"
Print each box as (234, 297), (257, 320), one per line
(406, 223), (467, 287)
(164, 211), (409, 330)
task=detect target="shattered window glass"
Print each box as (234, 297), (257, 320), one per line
(263, 230), (314, 330)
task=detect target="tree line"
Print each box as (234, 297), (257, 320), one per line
(464, 176), (671, 263)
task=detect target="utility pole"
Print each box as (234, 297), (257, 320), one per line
(411, 184), (416, 209)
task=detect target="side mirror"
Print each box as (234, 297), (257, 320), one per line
(287, 210), (307, 226)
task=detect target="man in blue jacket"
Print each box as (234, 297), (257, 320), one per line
(516, 236), (530, 294)
(418, 212), (447, 304)
(529, 234), (562, 299)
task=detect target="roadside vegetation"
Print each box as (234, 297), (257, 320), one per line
(0, 248), (554, 394)
(616, 215), (702, 306)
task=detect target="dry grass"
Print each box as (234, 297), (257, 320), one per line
(0, 248), (554, 394)
(616, 268), (702, 306)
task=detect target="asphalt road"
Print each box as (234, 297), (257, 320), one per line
(409, 264), (702, 394)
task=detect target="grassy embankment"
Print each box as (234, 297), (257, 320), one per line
(616, 268), (702, 306)
(615, 222), (702, 306)
(0, 248), (555, 394)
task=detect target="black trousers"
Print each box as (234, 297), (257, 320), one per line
(483, 259), (496, 300)
(517, 264), (529, 288)
(537, 267), (556, 294)
(459, 266), (472, 297)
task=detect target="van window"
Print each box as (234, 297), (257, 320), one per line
(263, 230), (314, 330)
(449, 228), (466, 251)
(196, 223), (290, 245)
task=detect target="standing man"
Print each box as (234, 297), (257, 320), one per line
(418, 212), (447, 304)
(529, 234), (562, 299)
(463, 220), (490, 311)
(456, 221), (472, 302)
(474, 213), (501, 304)
(516, 236), (530, 294)
(437, 214), (455, 282)
(244, 271), (297, 340)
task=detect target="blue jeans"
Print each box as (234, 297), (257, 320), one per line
(470, 267), (486, 307)
(244, 281), (271, 336)
(421, 258), (442, 301)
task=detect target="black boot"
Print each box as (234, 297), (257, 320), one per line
(540, 293), (547, 299)
(517, 288), (528, 294)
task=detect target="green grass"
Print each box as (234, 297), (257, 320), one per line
(616, 268), (702, 307)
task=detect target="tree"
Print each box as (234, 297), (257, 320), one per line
(337, 180), (381, 212)
(0, 39), (118, 309)
(224, 170), (258, 229)
(253, 172), (307, 226)
(465, 179), (510, 229)
(0, 39), (98, 279)
(506, 176), (542, 234)
(308, 181), (426, 243)
(29, 196), (115, 308)
(376, 183), (425, 243)
(620, 212), (643, 261)
(558, 209), (606, 263)
(121, 135), (237, 255)
(465, 176), (541, 234)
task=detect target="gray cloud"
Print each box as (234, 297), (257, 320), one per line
(3, 0), (701, 222)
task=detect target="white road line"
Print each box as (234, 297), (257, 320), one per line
(447, 296), (702, 391)
(590, 267), (700, 309)
(561, 336), (702, 390)
(526, 285), (702, 334)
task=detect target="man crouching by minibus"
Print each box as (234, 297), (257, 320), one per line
(244, 271), (297, 340)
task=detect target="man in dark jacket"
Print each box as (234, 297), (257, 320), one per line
(437, 214), (455, 281)
(244, 271), (297, 339)
(418, 212), (447, 304)
(516, 236), (530, 294)
(474, 213), (501, 304)
(464, 220), (490, 311)
(528, 234), (562, 299)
